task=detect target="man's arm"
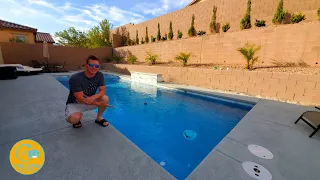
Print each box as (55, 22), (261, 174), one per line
(92, 86), (106, 99)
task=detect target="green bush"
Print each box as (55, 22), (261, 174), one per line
(177, 30), (183, 39)
(222, 22), (230, 32)
(112, 55), (122, 63)
(240, 0), (251, 30)
(255, 20), (266, 27)
(145, 27), (149, 43)
(188, 14), (196, 37)
(168, 21), (174, 40)
(151, 36), (156, 42)
(175, 52), (192, 67)
(291, 12), (305, 23)
(197, 31), (206, 36)
(272, 0), (285, 24)
(161, 34), (167, 41)
(318, 8), (320, 19)
(157, 23), (161, 41)
(145, 51), (159, 65)
(126, 55), (137, 64)
(9, 37), (27, 43)
(209, 6), (218, 33)
(237, 42), (261, 70)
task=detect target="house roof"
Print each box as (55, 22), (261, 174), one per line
(0, 19), (37, 32)
(35, 32), (55, 43)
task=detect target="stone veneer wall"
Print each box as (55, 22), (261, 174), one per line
(103, 63), (320, 106)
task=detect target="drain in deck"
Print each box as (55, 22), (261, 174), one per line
(242, 161), (272, 180)
(248, 144), (273, 159)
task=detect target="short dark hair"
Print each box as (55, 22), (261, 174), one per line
(86, 55), (99, 64)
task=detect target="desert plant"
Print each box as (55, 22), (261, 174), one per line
(161, 34), (167, 41)
(136, 30), (139, 44)
(318, 8), (320, 19)
(255, 19), (266, 27)
(240, 0), (251, 30)
(126, 55), (137, 64)
(175, 52), (192, 67)
(113, 54), (123, 63)
(145, 27), (149, 43)
(291, 12), (305, 23)
(210, 6), (218, 33)
(168, 21), (174, 40)
(151, 36), (156, 42)
(157, 23), (161, 41)
(145, 51), (159, 65)
(222, 22), (230, 32)
(237, 42), (261, 70)
(272, 0), (285, 24)
(188, 14), (196, 37)
(197, 31), (206, 36)
(177, 30), (183, 39)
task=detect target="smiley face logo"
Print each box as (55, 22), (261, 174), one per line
(9, 139), (45, 175)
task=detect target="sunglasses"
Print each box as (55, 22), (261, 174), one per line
(88, 63), (100, 68)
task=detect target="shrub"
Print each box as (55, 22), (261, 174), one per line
(197, 31), (206, 36)
(210, 6), (218, 33)
(145, 27), (149, 43)
(240, 0), (251, 30)
(9, 37), (27, 43)
(175, 52), (192, 67)
(188, 14), (196, 37)
(177, 30), (183, 39)
(318, 8), (320, 19)
(126, 55), (137, 64)
(272, 0), (285, 24)
(112, 54), (122, 63)
(136, 30), (139, 44)
(145, 51), (159, 65)
(255, 20), (266, 27)
(237, 42), (261, 70)
(157, 23), (161, 41)
(222, 22), (230, 32)
(103, 56), (112, 63)
(291, 12), (305, 23)
(151, 36), (156, 42)
(161, 34), (167, 41)
(168, 21), (174, 40)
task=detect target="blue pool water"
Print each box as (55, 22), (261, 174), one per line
(56, 74), (253, 179)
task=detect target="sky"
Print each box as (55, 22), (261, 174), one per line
(0, 0), (192, 42)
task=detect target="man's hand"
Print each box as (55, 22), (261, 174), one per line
(84, 96), (97, 105)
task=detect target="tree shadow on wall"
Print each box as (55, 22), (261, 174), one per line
(113, 49), (133, 63)
(284, 12), (292, 24)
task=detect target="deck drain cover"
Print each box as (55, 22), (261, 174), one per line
(242, 161), (272, 180)
(248, 145), (273, 159)
(183, 130), (197, 140)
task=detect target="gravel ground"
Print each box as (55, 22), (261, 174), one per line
(122, 62), (320, 75)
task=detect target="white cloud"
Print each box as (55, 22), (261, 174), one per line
(134, 0), (192, 16)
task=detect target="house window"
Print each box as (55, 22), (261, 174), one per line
(15, 35), (27, 42)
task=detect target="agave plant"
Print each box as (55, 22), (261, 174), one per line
(237, 43), (261, 70)
(175, 52), (192, 67)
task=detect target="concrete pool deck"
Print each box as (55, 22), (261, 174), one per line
(0, 72), (319, 180)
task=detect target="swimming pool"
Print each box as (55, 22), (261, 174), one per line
(55, 74), (253, 179)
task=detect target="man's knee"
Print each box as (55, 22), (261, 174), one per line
(98, 95), (109, 106)
(67, 112), (82, 124)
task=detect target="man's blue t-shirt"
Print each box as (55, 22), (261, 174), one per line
(66, 71), (105, 104)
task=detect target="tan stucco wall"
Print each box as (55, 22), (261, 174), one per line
(0, 45), (3, 64)
(0, 29), (35, 44)
(103, 64), (320, 106)
(112, 0), (320, 42)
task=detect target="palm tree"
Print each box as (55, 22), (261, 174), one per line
(237, 43), (261, 70)
(175, 52), (192, 67)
